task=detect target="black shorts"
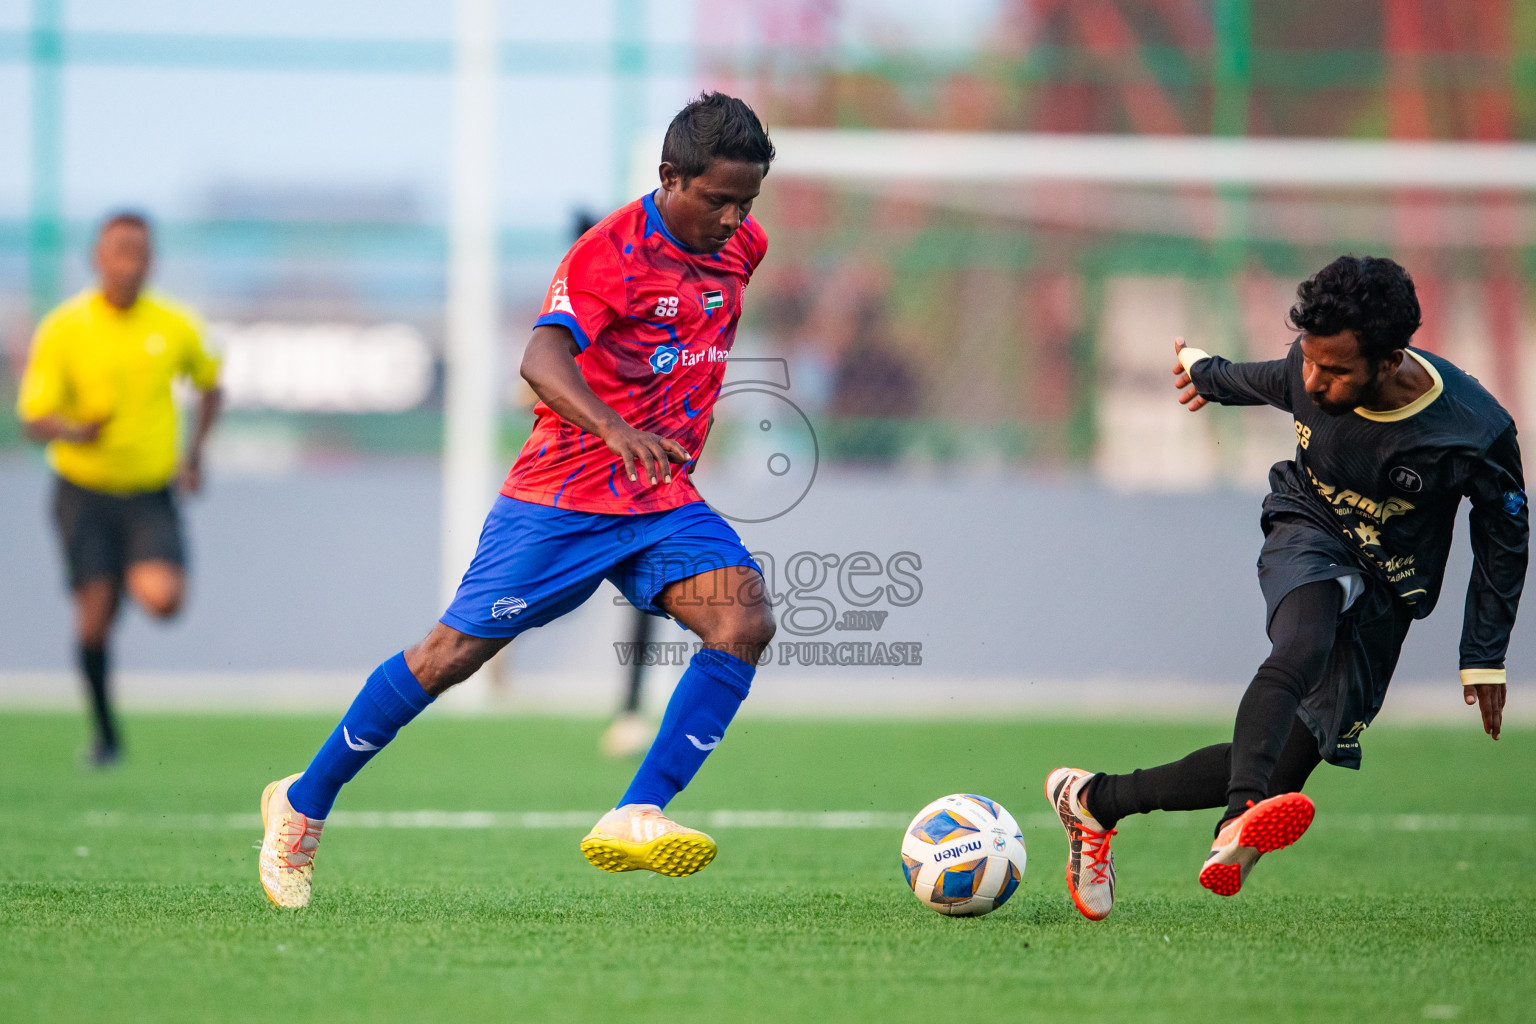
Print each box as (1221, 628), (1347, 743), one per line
(1256, 512), (1414, 770)
(52, 475), (186, 590)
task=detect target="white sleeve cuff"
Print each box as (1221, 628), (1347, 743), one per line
(1178, 347), (1212, 373)
(1460, 668), (1506, 686)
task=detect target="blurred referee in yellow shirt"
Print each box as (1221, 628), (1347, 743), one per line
(16, 212), (222, 765)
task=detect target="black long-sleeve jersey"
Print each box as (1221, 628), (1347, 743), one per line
(1190, 341), (1528, 670)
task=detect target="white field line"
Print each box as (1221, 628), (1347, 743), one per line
(78, 810), (1531, 833)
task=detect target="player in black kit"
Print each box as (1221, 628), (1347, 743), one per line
(1043, 256), (1527, 921)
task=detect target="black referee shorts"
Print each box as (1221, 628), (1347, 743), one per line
(52, 475), (186, 590)
(1257, 512), (1414, 770)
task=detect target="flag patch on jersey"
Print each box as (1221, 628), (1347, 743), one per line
(702, 290), (724, 310)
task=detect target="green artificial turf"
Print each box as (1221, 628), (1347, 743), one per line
(0, 712), (1531, 1023)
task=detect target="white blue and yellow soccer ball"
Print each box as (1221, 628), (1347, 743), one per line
(901, 794), (1026, 917)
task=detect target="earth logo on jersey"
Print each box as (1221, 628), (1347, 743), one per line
(1389, 466), (1423, 493)
(650, 345), (681, 374)
(1504, 490), (1527, 516)
(547, 278), (574, 315)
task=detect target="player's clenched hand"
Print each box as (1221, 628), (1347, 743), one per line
(1465, 683), (1505, 741)
(177, 454), (204, 494)
(71, 420), (107, 443)
(24, 416), (105, 444)
(603, 424), (690, 485)
(1172, 337), (1208, 412)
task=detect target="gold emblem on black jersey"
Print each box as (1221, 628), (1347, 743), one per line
(1307, 468), (1415, 524)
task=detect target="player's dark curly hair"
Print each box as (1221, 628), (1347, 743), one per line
(99, 210), (151, 236)
(662, 92), (775, 184)
(1287, 255), (1422, 361)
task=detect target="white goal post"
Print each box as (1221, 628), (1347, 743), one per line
(764, 129), (1536, 191)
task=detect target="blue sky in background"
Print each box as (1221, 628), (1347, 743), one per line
(0, 1), (1007, 229)
(0, 0), (694, 228)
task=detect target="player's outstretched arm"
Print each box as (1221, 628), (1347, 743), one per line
(520, 324), (690, 485)
(1170, 336), (1293, 412)
(21, 415), (104, 444)
(1172, 337), (1210, 411)
(179, 386), (222, 494)
(1458, 425), (1528, 742)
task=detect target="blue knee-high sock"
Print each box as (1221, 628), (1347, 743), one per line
(286, 652), (433, 819)
(619, 648), (754, 809)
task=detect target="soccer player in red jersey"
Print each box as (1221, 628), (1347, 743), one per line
(257, 94), (778, 907)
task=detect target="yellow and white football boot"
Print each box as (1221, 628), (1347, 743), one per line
(258, 773), (325, 908)
(580, 804), (717, 877)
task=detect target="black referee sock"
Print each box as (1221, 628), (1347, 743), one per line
(1084, 744), (1231, 830)
(79, 644), (119, 753)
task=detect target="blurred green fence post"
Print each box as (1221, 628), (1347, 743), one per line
(28, 0), (65, 320)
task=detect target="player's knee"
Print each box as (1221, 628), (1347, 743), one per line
(127, 566), (184, 619)
(716, 605), (775, 662)
(141, 590), (183, 619)
(417, 649), (484, 692)
(746, 606), (776, 649)
(407, 627), (503, 694)
(76, 608), (115, 645)
(1258, 638), (1329, 697)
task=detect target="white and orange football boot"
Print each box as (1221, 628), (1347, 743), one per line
(1045, 767), (1117, 921)
(1199, 792), (1315, 896)
(258, 773), (325, 908)
(580, 805), (717, 877)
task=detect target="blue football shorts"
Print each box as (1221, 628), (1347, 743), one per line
(440, 496), (761, 639)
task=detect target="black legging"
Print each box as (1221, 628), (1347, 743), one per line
(1086, 581), (1339, 831)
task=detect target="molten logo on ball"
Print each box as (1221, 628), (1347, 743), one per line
(900, 794), (1027, 917)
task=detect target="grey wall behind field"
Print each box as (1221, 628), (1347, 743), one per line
(0, 458), (1513, 693)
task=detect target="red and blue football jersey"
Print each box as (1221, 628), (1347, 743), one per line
(503, 192), (768, 514)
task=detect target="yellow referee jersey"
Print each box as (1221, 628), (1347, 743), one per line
(16, 289), (220, 494)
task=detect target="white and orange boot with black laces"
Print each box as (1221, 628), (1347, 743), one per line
(258, 773), (326, 908)
(1199, 791), (1315, 896)
(1045, 767), (1117, 921)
